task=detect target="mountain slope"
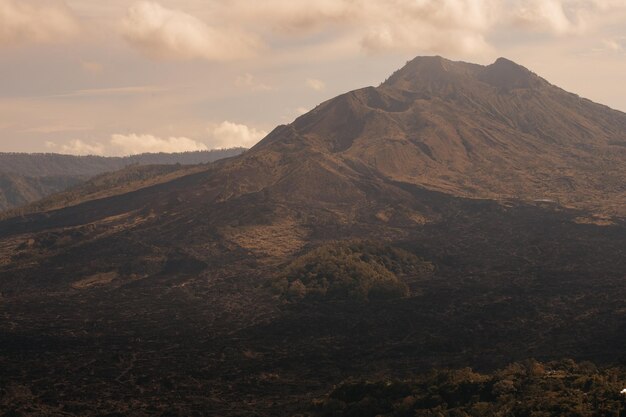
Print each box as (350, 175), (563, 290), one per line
(0, 163), (209, 219)
(270, 56), (625, 214)
(0, 173), (86, 212)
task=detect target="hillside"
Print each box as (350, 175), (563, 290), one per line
(0, 164), (209, 219)
(0, 173), (86, 212)
(272, 56), (626, 215)
(0, 57), (624, 416)
(0, 148), (245, 211)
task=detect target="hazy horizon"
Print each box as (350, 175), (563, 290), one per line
(1, 0), (626, 156)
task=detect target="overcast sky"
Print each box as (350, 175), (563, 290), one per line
(1, 0), (625, 155)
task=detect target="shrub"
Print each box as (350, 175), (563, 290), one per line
(273, 241), (432, 302)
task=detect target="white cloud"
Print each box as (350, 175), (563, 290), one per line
(295, 107), (309, 115)
(305, 78), (326, 91)
(46, 139), (105, 155)
(110, 133), (208, 155)
(46, 134), (209, 156)
(228, 0), (498, 56)
(0, 0), (79, 46)
(509, 0), (626, 35)
(121, 1), (262, 61)
(512, 0), (578, 34)
(210, 121), (267, 148)
(235, 73), (271, 91)
(221, 0), (626, 56)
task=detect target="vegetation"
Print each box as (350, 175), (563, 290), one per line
(311, 359), (626, 417)
(272, 241), (433, 301)
(0, 173), (85, 211)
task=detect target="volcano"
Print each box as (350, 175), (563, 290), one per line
(1, 57), (625, 416)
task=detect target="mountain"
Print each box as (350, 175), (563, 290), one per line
(0, 163), (209, 219)
(0, 57), (625, 416)
(268, 56), (625, 215)
(0, 148), (245, 211)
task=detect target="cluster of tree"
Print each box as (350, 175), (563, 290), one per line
(310, 359), (626, 417)
(271, 241), (433, 302)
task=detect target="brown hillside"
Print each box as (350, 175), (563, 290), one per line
(253, 56), (625, 215)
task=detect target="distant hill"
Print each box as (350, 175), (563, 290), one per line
(0, 163), (206, 219)
(0, 148), (246, 177)
(0, 148), (245, 211)
(0, 173), (86, 212)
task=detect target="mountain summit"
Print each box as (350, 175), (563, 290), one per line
(382, 56), (544, 91)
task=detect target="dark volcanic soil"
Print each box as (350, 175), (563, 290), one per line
(1, 194), (624, 416)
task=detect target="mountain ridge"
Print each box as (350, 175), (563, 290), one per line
(0, 148), (246, 211)
(0, 148), (246, 177)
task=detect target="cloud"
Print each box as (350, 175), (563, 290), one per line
(121, 1), (262, 61)
(601, 38), (624, 52)
(0, 0), (79, 46)
(508, 0), (626, 35)
(81, 61), (103, 74)
(221, 0), (626, 56)
(512, 0), (578, 34)
(46, 134), (209, 156)
(227, 0), (498, 56)
(235, 73), (272, 91)
(110, 134), (208, 155)
(210, 121), (267, 148)
(46, 139), (105, 155)
(305, 78), (326, 91)
(24, 124), (92, 134)
(50, 85), (167, 98)
(230, 0), (353, 33)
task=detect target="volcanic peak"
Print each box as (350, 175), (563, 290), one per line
(382, 55), (544, 92)
(479, 57), (545, 89)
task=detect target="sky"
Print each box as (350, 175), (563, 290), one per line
(1, 0), (625, 155)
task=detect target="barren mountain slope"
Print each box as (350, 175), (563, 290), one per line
(274, 56), (626, 214)
(1, 56), (625, 273)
